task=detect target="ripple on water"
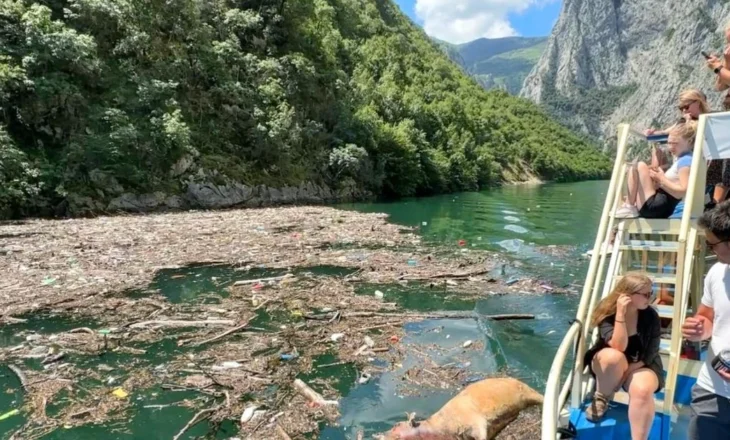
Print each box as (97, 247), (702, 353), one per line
(504, 216), (521, 223)
(501, 210), (519, 215)
(504, 224), (529, 234)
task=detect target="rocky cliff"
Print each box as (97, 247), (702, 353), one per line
(521, 0), (730, 140)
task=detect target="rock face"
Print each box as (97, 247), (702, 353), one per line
(521, 0), (730, 140)
(105, 181), (363, 213)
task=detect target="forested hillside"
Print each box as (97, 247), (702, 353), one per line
(0, 0), (611, 218)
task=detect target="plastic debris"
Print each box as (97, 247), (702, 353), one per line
(422, 221), (428, 226)
(41, 277), (57, 286)
(240, 405), (259, 424)
(407, 259), (417, 266)
(358, 373), (372, 384)
(458, 239), (467, 247)
(330, 333), (345, 342)
(446, 280), (458, 286)
(364, 336), (375, 347)
(389, 335), (399, 343)
(281, 349), (299, 361)
(112, 388), (128, 399)
(0, 409), (20, 421)
(462, 340), (473, 348)
(374, 290), (384, 299)
(505, 278), (520, 286)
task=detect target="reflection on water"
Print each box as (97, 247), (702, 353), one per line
(341, 180), (608, 285)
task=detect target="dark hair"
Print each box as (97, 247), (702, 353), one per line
(699, 200), (730, 241)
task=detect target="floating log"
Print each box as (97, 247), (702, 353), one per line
(293, 379), (338, 407)
(129, 319), (235, 329)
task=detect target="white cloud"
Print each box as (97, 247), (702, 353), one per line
(415, 0), (556, 44)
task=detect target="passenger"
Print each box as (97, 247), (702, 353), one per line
(682, 201), (730, 439)
(705, 27), (730, 205)
(583, 273), (662, 440)
(644, 89), (708, 172)
(615, 121), (697, 219)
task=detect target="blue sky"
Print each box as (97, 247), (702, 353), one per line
(394, 0), (562, 44)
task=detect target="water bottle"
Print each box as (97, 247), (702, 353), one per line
(711, 349), (730, 373)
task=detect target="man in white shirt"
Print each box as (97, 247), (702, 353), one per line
(682, 201), (730, 438)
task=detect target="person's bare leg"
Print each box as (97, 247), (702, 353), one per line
(625, 368), (659, 440)
(591, 348), (628, 396)
(634, 162), (657, 209)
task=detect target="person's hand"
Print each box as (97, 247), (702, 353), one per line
(708, 55), (723, 72)
(682, 316), (705, 341)
(649, 167), (665, 186)
(645, 128), (656, 136)
(616, 295), (632, 319)
(723, 46), (730, 65)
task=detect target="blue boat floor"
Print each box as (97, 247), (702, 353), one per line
(570, 402), (692, 440)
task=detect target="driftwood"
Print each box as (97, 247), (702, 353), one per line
(194, 319), (252, 347)
(422, 269), (490, 280)
(233, 274), (293, 286)
(1, 316), (27, 324)
(129, 319), (235, 329)
(8, 365), (29, 392)
(172, 404), (221, 440)
(293, 379), (339, 407)
(66, 327), (96, 335)
(276, 424), (293, 440)
(305, 311), (534, 322)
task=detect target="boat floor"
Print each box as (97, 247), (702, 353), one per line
(570, 401), (692, 440)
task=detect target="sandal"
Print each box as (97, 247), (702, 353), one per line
(586, 391), (610, 422)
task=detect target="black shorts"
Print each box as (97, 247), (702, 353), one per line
(639, 189), (680, 219)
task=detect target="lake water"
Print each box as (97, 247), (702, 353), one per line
(0, 180), (609, 439)
(321, 180), (608, 438)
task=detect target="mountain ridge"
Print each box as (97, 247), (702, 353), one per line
(521, 0), (730, 140)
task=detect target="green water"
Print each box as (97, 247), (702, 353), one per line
(0, 181), (608, 439)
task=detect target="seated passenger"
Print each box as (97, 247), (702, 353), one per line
(584, 273), (662, 440)
(615, 121), (697, 219)
(645, 89), (708, 172)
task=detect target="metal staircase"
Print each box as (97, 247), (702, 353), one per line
(542, 121), (710, 440)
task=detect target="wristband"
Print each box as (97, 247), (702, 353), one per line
(716, 66), (723, 75)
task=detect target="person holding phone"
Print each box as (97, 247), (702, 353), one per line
(681, 201), (730, 438)
(703, 24), (730, 205)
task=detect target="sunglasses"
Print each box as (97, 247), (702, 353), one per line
(679, 101), (696, 111)
(632, 289), (654, 299)
(706, 238), (730, 252)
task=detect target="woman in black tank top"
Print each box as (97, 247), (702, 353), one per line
(582, 273), (663, 440)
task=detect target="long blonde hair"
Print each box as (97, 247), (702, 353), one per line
(591, 273), (652, 328)
(670, 120), (698, 144)
(679, 89), (711, 115)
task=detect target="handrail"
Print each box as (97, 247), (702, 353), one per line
(568, 124), (631, 408)
(542, 321), (582, 440)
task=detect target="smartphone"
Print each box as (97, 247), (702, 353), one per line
(702, 50), (712, 59)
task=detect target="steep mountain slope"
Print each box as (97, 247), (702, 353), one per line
(0, 0), (609, 218)
(521, 0), (730, 140)
(437, 37), (547, 94)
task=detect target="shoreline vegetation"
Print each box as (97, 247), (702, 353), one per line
(0, 0), (611, 220)
(0, 206), (567, 439)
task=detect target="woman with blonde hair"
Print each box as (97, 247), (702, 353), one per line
(616, 121), (697, 218)
(583, 273), (662, 440)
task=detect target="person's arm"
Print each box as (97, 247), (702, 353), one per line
(607, 296), (632, 352)
(682, 270), (716, 342)
(655, 166), (689, 199)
